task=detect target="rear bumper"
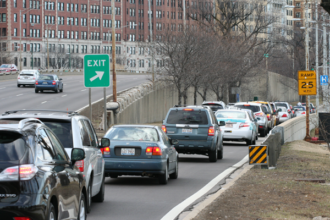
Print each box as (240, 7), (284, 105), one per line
(223, 129), (252, 141)
(104, 158), (167, 175)
(279, 117), (289, 123)
(17, 80), (35, 85)
(35, 85), (57, 90)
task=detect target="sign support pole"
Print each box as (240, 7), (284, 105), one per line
(89, 88), (92, 120)
(104, 88), (107, 131)
(304, 0), (311, 141)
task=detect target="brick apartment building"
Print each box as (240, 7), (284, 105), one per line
(0, 0), (199, 71)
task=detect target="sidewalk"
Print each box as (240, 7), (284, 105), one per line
(190, 140), (330, 220)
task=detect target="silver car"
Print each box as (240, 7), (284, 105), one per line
(277, 107), (290, 123)
(17, 70), (40, 87)
(234, 102), (268, 137)
(293, 106), (306, 117)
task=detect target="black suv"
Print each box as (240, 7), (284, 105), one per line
(162, 106), (224, 162)
(0, 118), (87, 220)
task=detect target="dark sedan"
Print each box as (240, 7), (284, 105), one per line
(102, 125), (179, 185)
(35, 74), (63, 93)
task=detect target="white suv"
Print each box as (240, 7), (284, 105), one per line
(17, 70), (40, 87)
(0, 110), (106, 213)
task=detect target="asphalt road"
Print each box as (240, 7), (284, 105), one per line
(89, 138), (266, 220)
(0, 75), (149, 113)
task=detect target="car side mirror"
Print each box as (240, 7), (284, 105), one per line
(219, 121), (226, 126)
(71, 148), (85, 165)
(254, 119), (258, 122)
(170, 139), (179, 145)
(100, 138), (110, 147)
(59, 78), (62, 80)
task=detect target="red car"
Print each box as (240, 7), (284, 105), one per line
(0, 64), (19, 73)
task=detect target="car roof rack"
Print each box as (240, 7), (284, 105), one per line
(2, 109), (79, 116)
(18, 118), (44, 129)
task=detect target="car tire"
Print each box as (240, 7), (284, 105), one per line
(217, 140), (223, 159)
(55, 87), (59, 93)
(110, 174), (118, 178)
(22, 85), (25, 87)
(92, 175), (105, 203)
(260, 128), (266, 137)
(60, 86), (63, 93)
(40, 90), (43, 93)
(17, 84), (20, 87)
(246, 139), (253, 145)
(86, 179), (92, 213)
(169, 157), (178, 179)
(35, 89), (38, 93)
(209, 148), (218, 162)
(47, 202), (57, 220)
(158, 164), (168, 185)
(78, 193), (87, 220)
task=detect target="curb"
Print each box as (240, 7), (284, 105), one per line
(180, 162), (254, 220)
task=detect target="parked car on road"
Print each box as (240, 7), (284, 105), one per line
(293, 106), (306, 117)
(202, 101), (226, 113)
(0, 64), (18, 73)
(162, 106), (224, 162)
(0, 118), (87, 220)
(35, 74), (63, 93)
(277, 107), (290, 123)
(0, 110), (105, 213)
(234, 102), (268, 137)
(17, 70), (40, 87)
(275, 102), (293, 118)
(215, 110), (258, 145)
(103, 125), (179, 184)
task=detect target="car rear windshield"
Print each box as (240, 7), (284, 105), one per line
(20, 72), (34, 76)
(166, 110), (208, 124)
(216, 111), (246, 119)
(294, 107), (306, 111)
(202, 104), (223, 112)
(0, 65), (10, 68)
(43, 120), (73, 148)
(39, 75), (54, 80)
(0, 132), (26, 161)
(235, 105), (260, 113)
(106, 127), (159, 141)
(275, 103), (287, 108)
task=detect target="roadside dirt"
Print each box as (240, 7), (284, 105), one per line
(193, 140), (330, 220)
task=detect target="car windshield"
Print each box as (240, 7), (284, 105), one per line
(106, 127), (159, 141)
(39, 75), (54, 80)
(216, 111), (246, 119)
(43, 120), (73, 148)
(276, 103), (287, 108)
(166, 110), (208, 124)
(0, 132), (26, 161)
(0, 65), (10, 68)
(20, 72), (34, 76)
(294, 106), (306, 111)
(235, 105), (260, 113)
(202, 104), (223, 112)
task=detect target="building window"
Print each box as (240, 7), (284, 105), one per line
(14, 0), (17, 7)
(14, 28), (17, 36)
(23, 57), (27, 66)
(23, 43), (26, 51)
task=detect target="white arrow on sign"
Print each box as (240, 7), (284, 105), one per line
(90, 71), (104, 82)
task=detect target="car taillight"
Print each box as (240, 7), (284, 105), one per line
(17, 76), (20, 79)
(208, 126), (215, 136)
(14, 218), (31, 220)
(75, 160), (84, 172)
(267, 114), (271, 120)
(259, 125), (264, 128)
(239, 123), (250, 128)
(52, 81), (56, 85)
(162, 125), (167, 133)
(288, 109), (291, 113)
(282, 114), (288, 117)
(0, 164), (38, 181)
(183, 108), (193, 111)
(146, 146), (162, 156)
(100, 147), (110, 157)
(255, 112), (264, 117)
(244, 104), (250, 106)
(302, 112), (306, 114)
(33, 77), (35, 80)
(35, 81), (38, 85)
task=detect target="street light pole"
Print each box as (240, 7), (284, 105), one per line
(323, 13), (327, 109)
(305, 0), (311, 140)
(315, 1), (319, 134)
(112, 0), (117, 102)
(148, 0), (154, 87)
(19, 10), (22, 71)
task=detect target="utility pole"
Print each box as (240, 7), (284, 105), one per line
(315, 1), (319, 134)
(323, 13), (327, 109)
(183, 0), (186, 30)
(112, 0), (117, 102)
(148, 0), (154, 87)
(47, 30), (49, 72)
(19, 10), (22, 71)
(305, 0), (311, 140)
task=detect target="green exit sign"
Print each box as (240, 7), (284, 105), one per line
(84, 54), (110, 88)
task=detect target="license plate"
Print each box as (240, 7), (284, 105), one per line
(182, 129), (192, 133)
(42, 82), (48, 84)
(121, 148), (135, 156)
(225, 123), (233, 128)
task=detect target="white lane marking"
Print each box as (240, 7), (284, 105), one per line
(62, 95), (67, 97)
(0, 87), (6, 89)
(161, 155), (249, 220)
(81, 89), (86, 91)
(41, 101), (47, 104)
(16, 94), (23, 96)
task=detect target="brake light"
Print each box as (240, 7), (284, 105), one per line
(288, 109), (291, 113)
(244, 104), (250, 106)
(35, 81), (38, 85)
(75, 160), (84, 172)
(17, 76), (20, 79)
(259, 125), (264, 128)
(152, 147), (162, 156)
(146, 147), (153, 155)
(267, 114), (271, 121)
(282, 114), (288, 117)
(183, 108), (193, 111)
(162, 125), (167, 133)
(239, 123), (250, 128)
(52, 81), (56, 85)
(14, 218), (31, 220)
(255, 112), (264, 117)
(0, 164), (37, 181)
(208, 126), (215, 136)
(302, 112), (306, 114)
(33, 77), (35, 80)
(100, 147), (110, 157)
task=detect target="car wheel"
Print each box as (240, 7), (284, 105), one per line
(17, 84), (20, 87)
(86, 179), (92, 213)
(92, 175), (105, 203)
(169, 157), (178, 179)
(260, 128), (266, 137)
(35, 89), (38, 93)
(60, 86), (63, 93)
(246, 139), (253, 145)
(78, 193), (86, 220)
(217, 140), (223, 159)
(55, 87), (59, 93)
(47, 202), (57, 220)
(23, 85), (25, 87)
(158, 164), (168, 185)
(209, 148), (218, 162)
(40, 90), (43, 93)
(110, 174), (118, 178)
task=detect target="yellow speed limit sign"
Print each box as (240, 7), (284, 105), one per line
(298, 70), (317, 96)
